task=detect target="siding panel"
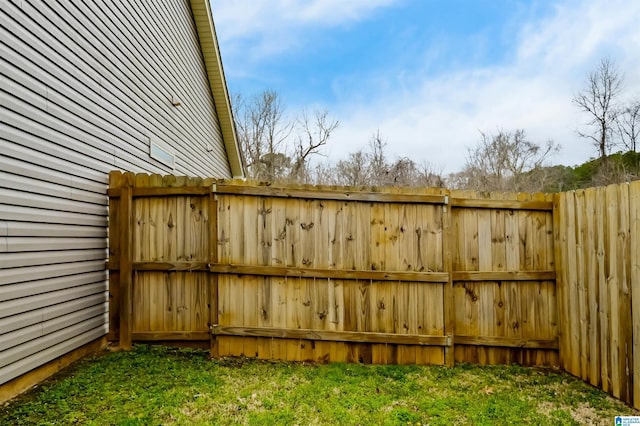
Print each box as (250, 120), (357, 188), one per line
(0, 295), (106, 337)
(0, 303), (107, 351)
(1, 0), (234, 387)
(0, 249), (107, 269)
(0, 325), (108, 384)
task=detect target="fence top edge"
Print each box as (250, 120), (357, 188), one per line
(111, 171), (609, 201)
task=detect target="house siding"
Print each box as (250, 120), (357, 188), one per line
(0, 0), (233, 385)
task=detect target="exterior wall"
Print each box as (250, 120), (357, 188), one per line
(0, 0), (234, 385)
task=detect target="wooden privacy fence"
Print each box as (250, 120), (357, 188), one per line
(108, 171), (558, 368)
(555, 180), (640, 409)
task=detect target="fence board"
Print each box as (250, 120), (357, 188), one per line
(630, 181), (640, 408)
(584, 188), (599, 386)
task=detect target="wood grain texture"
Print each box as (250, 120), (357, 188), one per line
(214, 183), (447, 204)
(630, 181), (640, 408)
(212, 326), (451, 346)
(209, 264), (449, 282)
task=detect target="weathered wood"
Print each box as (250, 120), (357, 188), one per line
(606, 184), (621, 398)
(118, 172), (134, 350)
(210, 191), (219, 358)
(631, 180), (640, 408)
(442, 202), (455, 366)
(107, 186), (211, 198)
(132, 332), (210, 341)
(595, 186), (609, 393)
(616, 183), (631, 403)
(111, 173), (561, 370)
(584, 187), (600, 387)
(109, 261), (209, 271)
(215, 183), (447, 204)
(454, 335), (558, 349)
(574, 190), (588, 380)
(452, 271), (556, 281)
(211, 326), (452, 346)
(209, 264), (450, 283)
(451, 198), (553, 211)
(108, 171), (123, 342)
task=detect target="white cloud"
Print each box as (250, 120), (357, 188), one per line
(211, 0), (400, 58)
(213, 0), (640, 175)
(326, 0), (640, 173)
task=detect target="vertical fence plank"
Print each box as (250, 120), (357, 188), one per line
(210, 185), (219, 358)
(443, 196), (455, 366)
(574, 190), (588, 380)
(553, 192), (567, 370)
(630, 180), (640, 408)
(583, 188), (599, 386)
(606, 184), (621, 398)
(565, 191), (580, 376)
(118, 172), (134, 350)
(595, 185), (610, 393)
(617, 183), (632, 404)
(270, 199), (287, 360)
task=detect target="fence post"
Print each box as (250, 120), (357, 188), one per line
(442, 193), (455, 367)
(119, 172), (134, 350)
(107, 172), (122, 341)
(209, 184), (219, 358)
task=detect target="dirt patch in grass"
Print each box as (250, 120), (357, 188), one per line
(1, 345), (637, 425)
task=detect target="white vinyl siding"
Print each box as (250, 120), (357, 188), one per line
(0, 0), (233, 385)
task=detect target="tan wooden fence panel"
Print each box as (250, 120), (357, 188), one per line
(450, 190), (558, 367)
(108, 172), (559, 369)
(108, 173), (216, 347)
(555, 181), (639, 408)
(213, 183), (451, 365)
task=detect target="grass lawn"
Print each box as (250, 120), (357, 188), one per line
(1, 345), (636, 425)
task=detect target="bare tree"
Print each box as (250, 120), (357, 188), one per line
(232, 90), (293, 181)
(232, 90), (339, 183)
(415, 161), (446, 188)
(327, 131), (445, 188)
(334, 150), (371, 186)
(455, 129), (559, 192)
(290, 109), (339, 181)
(616, 99), (640, 152)
(573, 57), (624, 158)
(369, 130), (387, 180)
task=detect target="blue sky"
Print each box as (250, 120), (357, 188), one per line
(211, 0), (640, 174)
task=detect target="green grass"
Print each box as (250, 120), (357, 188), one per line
(1, 345), (636, 425)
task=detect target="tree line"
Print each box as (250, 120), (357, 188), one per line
(231, 57), (640, 192)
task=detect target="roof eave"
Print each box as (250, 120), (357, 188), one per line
(189, 0), (245, 178)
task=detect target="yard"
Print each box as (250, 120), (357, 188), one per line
(1, 345), (635, 425)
